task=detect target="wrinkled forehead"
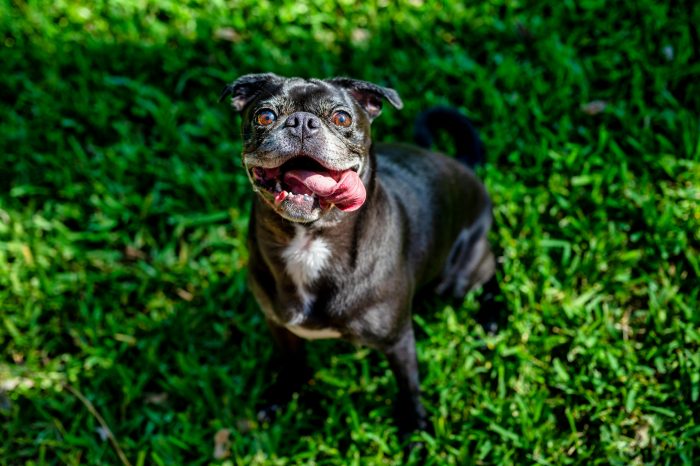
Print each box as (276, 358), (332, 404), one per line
(259, 78), (352, 112)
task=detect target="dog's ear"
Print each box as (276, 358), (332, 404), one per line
(327, 77), (403, 120)
(219, 73), (282, 111)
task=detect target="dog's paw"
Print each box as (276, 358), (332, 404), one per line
(399, 426), (432, 462)
(256, 402), (284, 424)
(396, 412), (432, 438)
(403, 440), (426, 461)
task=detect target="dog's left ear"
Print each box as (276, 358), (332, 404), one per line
(219, 73), (282, 111)
(327, 77), (403, 120)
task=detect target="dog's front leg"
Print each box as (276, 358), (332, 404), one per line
(257, 318), (310, 422)
(382, 324), (429, 435)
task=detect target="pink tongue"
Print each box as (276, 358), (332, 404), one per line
(283, 169), (366, 212)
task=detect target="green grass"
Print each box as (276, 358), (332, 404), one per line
(1, 0), (699, 464)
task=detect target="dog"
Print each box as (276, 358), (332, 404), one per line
(220, 73), (501, 437)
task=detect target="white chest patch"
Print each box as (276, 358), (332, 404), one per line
(281, 226), (332, 288)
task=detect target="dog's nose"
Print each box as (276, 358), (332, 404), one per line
(284, 112), (320, 139)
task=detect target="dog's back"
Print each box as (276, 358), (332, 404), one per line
(375, 143), (494, 297)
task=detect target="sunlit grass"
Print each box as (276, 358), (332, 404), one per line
(1, 0), (699, 464)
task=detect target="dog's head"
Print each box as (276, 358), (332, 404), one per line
(221, 74), (403, 223)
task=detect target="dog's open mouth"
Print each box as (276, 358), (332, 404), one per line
(249, 157), (366, 213)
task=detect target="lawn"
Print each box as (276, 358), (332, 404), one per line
(1, 0), (699, 464)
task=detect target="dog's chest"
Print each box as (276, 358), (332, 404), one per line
(281, 226), (332, 288)
(278, 227), (341, 339)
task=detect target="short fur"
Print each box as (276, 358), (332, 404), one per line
(221, 73), (500, 438)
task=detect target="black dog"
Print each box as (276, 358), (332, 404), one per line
(220, 74), (498, 436)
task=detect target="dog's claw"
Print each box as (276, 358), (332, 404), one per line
(399, 423), (432, 461)
(256, 403), (282, 424)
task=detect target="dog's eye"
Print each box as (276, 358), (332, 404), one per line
(256, 109), (277, 126)
(331, 111), (352, 127)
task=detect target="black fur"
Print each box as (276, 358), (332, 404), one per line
(221, 74), (500, 447)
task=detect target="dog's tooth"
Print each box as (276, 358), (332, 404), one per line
(275, 181), (282, 192)
(274, 190), (288, 205)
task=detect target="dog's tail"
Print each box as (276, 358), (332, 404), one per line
(414, 107), (485, 168)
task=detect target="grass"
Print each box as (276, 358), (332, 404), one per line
(1, 0), (699, 464)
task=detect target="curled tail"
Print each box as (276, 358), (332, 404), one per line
(414, 107), (485, 168)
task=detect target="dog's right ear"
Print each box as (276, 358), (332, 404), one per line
(219, 73), (281, 112)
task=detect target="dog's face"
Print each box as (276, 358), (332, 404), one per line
(221, 74), (402, 223)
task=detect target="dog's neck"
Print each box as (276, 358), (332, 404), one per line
(250, 146), (381, 289)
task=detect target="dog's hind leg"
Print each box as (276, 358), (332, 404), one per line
(435, 219), (507, 333)
(437, 233), (495, 298)
(474, 273), (506, 334)
(435, 203), (495, 299)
